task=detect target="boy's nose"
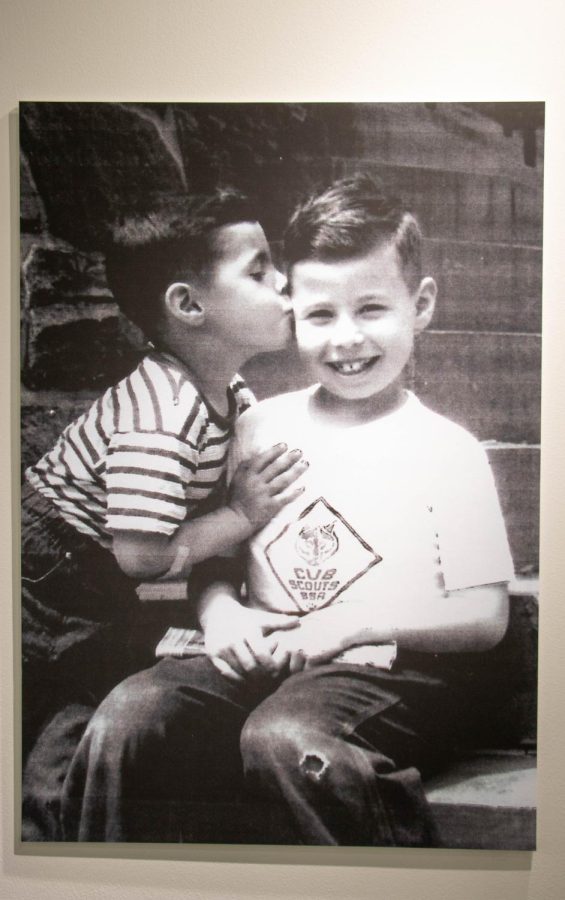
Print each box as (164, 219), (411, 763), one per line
(275, 269), (288, 294)
(331, 315), (364, 348)
(281, 296), (293, 316)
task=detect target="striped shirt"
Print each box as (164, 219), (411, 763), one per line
(26, 352), (254, 549)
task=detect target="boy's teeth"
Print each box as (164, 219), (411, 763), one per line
(332, 359), (371, 374)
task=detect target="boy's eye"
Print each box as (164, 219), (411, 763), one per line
(305, 309), (333, 322)
(360, 302), (386, 315)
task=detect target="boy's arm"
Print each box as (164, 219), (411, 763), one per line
(270, 582), (510, 670)
(113, 507), (253, 581)
(112, 443), (307, 580)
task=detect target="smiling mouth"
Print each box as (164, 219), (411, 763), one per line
(327, 357), (378, 375)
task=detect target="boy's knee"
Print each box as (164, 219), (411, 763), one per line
(241, 707), (336, 783)
(243, 707), (300, 761)
(83, 674), (168, 751)
(241, 702), (386, 792)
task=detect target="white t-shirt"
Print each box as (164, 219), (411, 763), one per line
(230, 388), (514, 617)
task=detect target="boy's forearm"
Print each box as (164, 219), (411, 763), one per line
(197, 581), (242, 630)
(303, 583), (509, 655)
(112, 506), (252, 581)
(163, 507), (252, 578)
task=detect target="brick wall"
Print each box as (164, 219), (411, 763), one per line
(20, 102), (543, 575)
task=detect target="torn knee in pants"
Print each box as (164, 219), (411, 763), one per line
(300, 752), (329, 781)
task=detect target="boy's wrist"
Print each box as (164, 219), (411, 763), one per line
(305, 604), (372, 654)
(198, 583), (242, 628)
(226, 501), (256, 536)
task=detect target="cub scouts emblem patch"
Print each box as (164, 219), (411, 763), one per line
(295, 522), (339, 565)
(265, 497), (382, 612)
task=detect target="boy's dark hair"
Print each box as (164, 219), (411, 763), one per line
(284, 174), (422, 292)
(105, 187), (258, 338)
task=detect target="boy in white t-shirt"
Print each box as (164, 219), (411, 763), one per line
(62, 175), (514, 845)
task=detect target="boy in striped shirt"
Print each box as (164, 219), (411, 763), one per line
(21, 188), (306, 840)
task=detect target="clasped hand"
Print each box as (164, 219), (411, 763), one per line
(205, 604), (346, 682)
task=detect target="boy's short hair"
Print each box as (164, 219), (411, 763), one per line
(284, 174), (422, 292)
(105, 187), (258, 338)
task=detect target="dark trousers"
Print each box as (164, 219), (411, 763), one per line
(60, 652), (482, 846)
(20, 483), (144, 840)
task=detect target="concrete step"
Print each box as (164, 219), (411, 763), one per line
(413, 330), (541, 445)
(351, 102), (543, 179)
(339, 159), (542, 245)
(487, 446), (540, 572)
(423, 239), (542, 334)
(426, 751), (536, 850)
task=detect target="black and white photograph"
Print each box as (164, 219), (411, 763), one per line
(19, 101), (541, 850)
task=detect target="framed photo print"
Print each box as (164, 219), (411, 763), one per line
(19, 101), (540, 849)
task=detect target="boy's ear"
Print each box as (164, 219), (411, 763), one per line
(413, 277), (437, 332)
(164, 282), (206, 328)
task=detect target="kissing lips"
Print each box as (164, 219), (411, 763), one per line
(327, 356), (379, 376)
